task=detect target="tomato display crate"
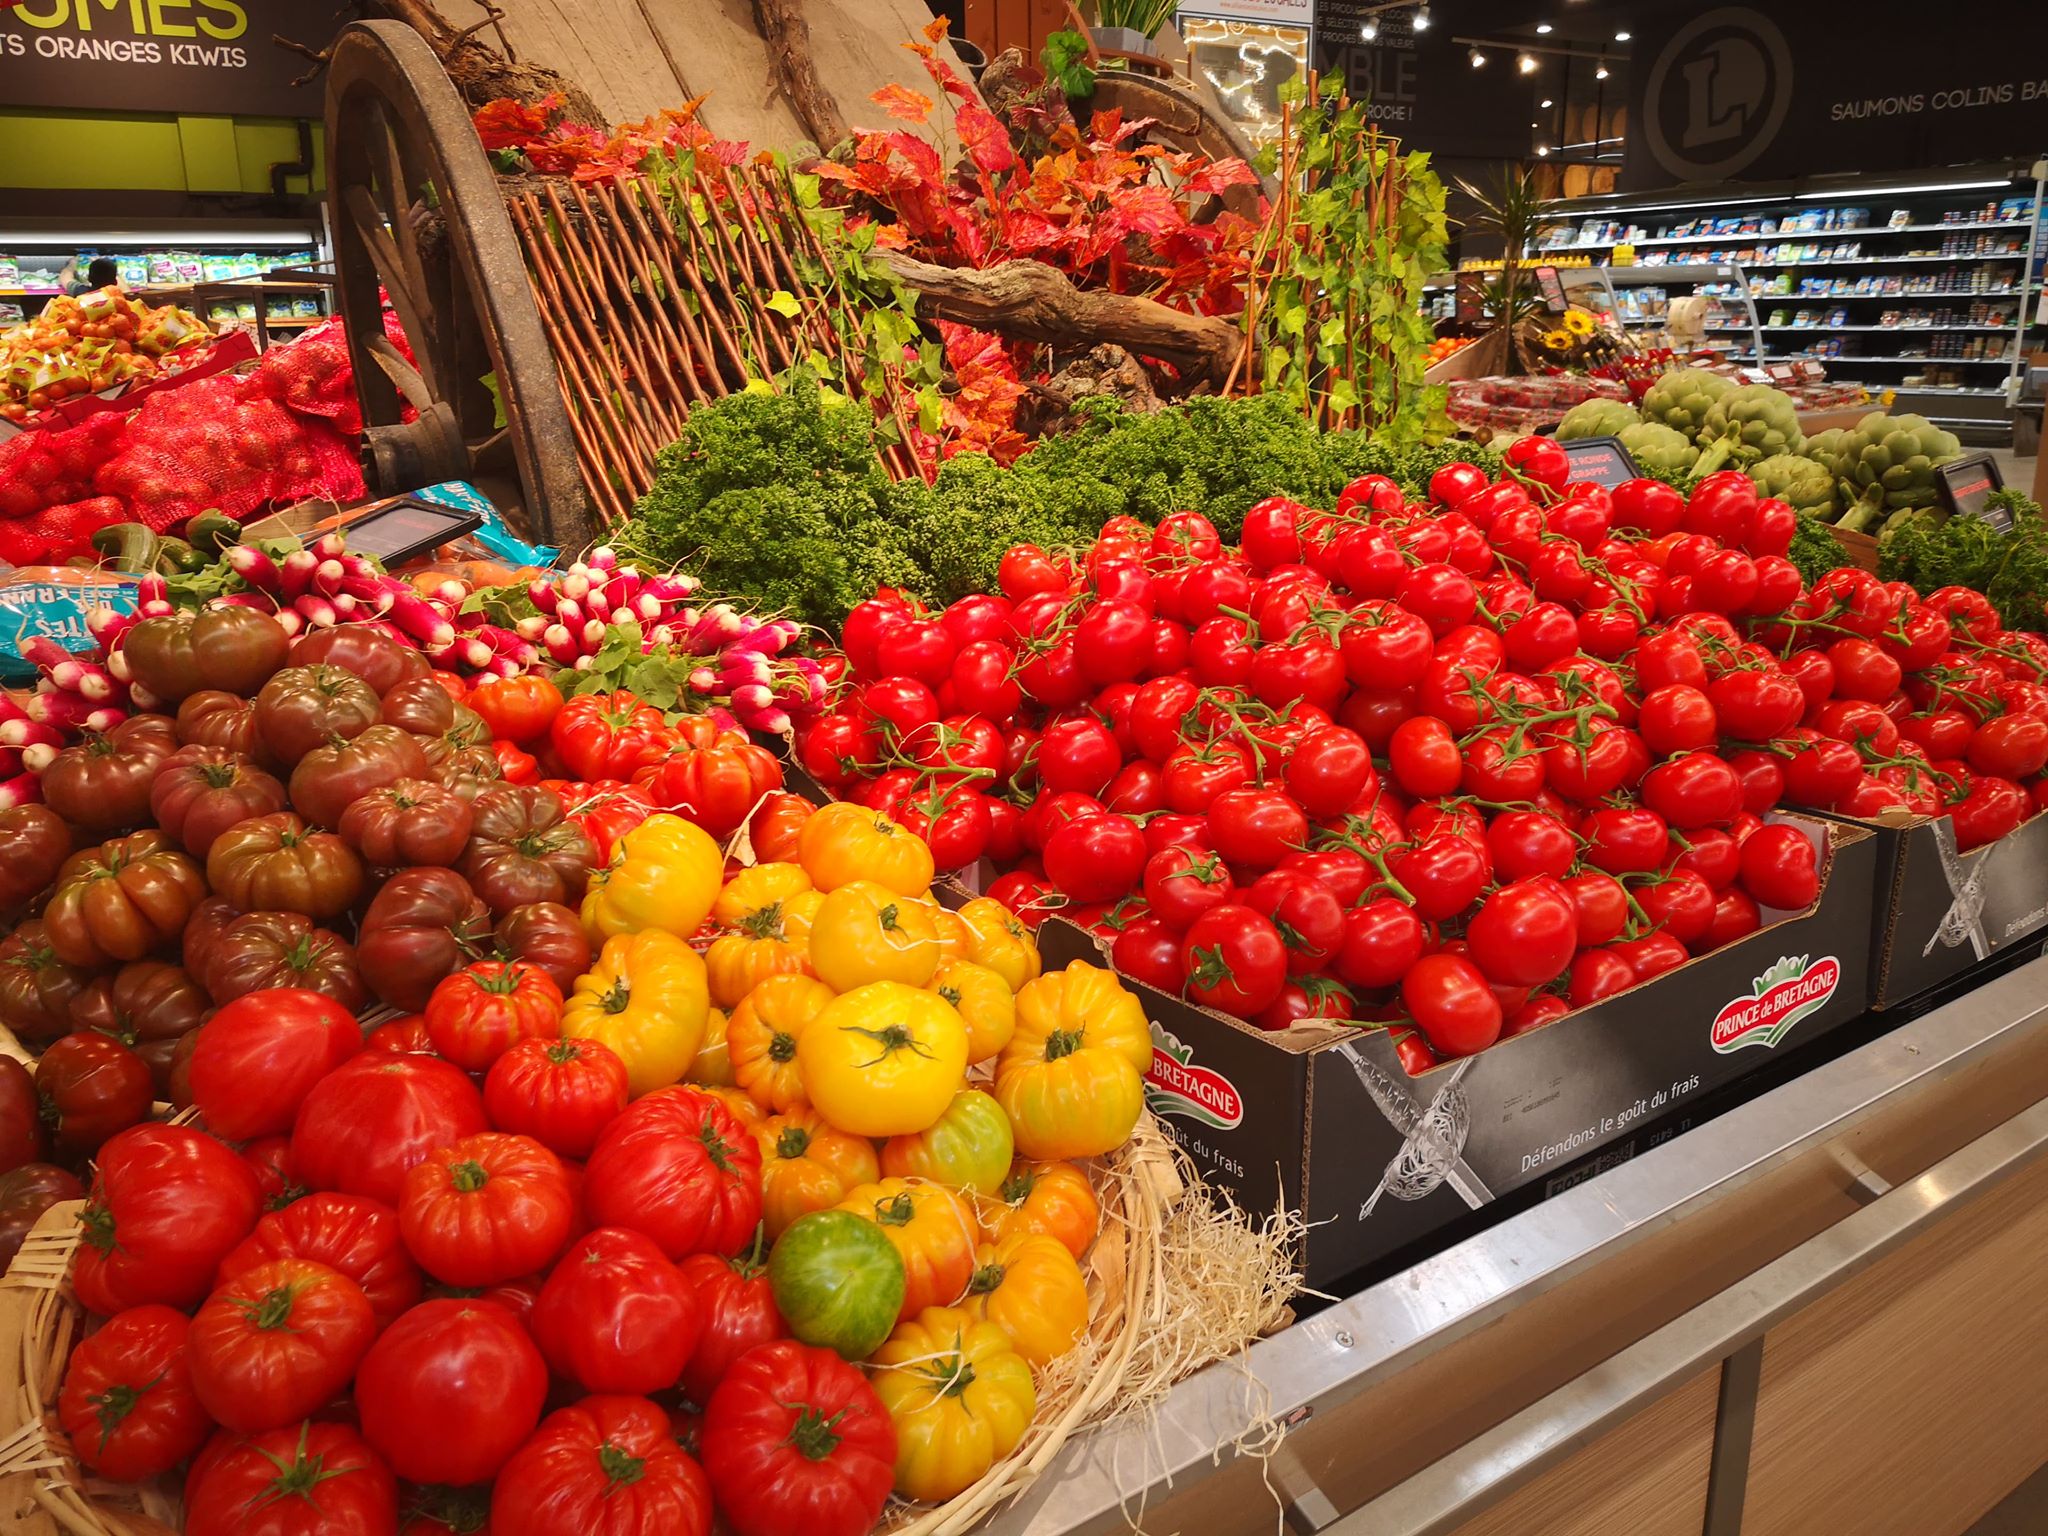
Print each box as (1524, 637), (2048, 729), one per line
(1813, 806), (2048, 1009)
(1035, 816), (1878, 1290)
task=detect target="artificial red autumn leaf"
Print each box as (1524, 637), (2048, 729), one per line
(872, 82), (935, 125)
(472, 93), (565, 151)
(955, 101), (1017, 175)
(1184, 159), (1261, 196)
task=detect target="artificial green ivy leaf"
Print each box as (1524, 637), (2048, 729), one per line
(765, 291), (803, 319)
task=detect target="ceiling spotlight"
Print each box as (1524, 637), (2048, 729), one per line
(1469, 46), (1486, 67)
(1535, 21), (1553, 32)
(1541, 98), (1554, 108)
(1595, 63), (1610, 78)
(1360, 18), (1377, 38)
(1536, 145), (1550, 157)
(1411, 5), (1430, 31)
(1517, 52), (1538, 73)
(1614, 29), (1631, 40)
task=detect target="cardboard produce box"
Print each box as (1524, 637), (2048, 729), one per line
(1035, 817), (1878, 1290)
(1820, 806), (2048, 1008)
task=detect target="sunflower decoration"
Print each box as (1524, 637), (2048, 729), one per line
(1516, 304), (1637, 374)
(1541, 327), (1575, 353)
(1561, 307), (1598, 337)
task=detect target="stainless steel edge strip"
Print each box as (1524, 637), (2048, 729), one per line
(981, 955), (2048, 1536)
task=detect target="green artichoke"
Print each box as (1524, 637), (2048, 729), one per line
(1696, 384), (1804, 471)
(1831, 411), (1964, 534)
(1639, 368), (1733, 440)
(1751, 452), (1839, 519)
(1555, 398), (1641, 442)
(1805, 428), (1850, 480)
(1616, 421), (1700, 480)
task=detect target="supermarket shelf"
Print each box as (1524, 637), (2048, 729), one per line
(1732, 289), (2026, 300)
(1701, 324), (2017, 334)
(1774, 354), (2017, 365)
(1535, 219), (2034, 254)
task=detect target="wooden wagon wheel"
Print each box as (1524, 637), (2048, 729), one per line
(325, 20), (593, 551)
(1087, 70), (1274, 220)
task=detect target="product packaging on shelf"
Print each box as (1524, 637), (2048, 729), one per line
(1033, 815), (1878, 1289)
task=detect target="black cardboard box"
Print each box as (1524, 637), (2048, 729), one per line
(1819, 807), (2048, 1008)
(1036, 817), (1879, 1290)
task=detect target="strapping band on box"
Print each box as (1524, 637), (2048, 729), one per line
(1337, 1043), (1493, 1217)
(1925, 817), (1993, 960)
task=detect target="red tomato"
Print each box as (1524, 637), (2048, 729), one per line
(1141, 845), (1234, 929)
(1610, 932), (1691, 981)
(1206, 785), (1309, 869)
(1466, 879), (1577, 987)
(1672, 827), (1742, 890)
(483, 1036), (630, 1161)
(1582, 806), (1670, 874)
(1180, 906), (1288, 1017)
(1635, 870), (1717, 947)
(532, 1226), (707, 1394)
(1564, 871), (1629, 946)
(1111, 916), (1188, 993)
(424, 961), (564, 1074)
(583, 1087), (763, 1259)
(1252, 976), (1358, 1031)
(58, 1304), (213, 1480)
(184, 1420), (396, 1536)
(1336, 898), (1427, 991)
(469, 674), (564, 745)
(1042, 813), (1148, 902)
(637, 738), (784, 842)
(357, 1298), (547, 1485)
(188, 1257), (377, 1432)
(188, 988), (363, 1142)
(699, 1340), (897, 1536)
(550, 692), (672, 782)
(1567, 948), (1638, 1006)
(1241, 497), (1306, 570)
(1707, 888), (1763, 946)
(1035, 718), (1120, 797)
(400, 1132), (575, 1288)
(1286, 726), (1374, 817)
(1640, 751), (1743, 830)
(1400, 954), (1501, 1058)
(1387, 716), (1461, 797)
(1637, 685), (1717, 756)
(1738, 825), (1820, 910)
(1243, 870), (1345, 974)
(1486, 811), (1577, 880)
(492, 1394), (712, 1536)
(216, 1193), (423, 1330)
(1390, 834), (1489, 921)
(678, 1244), (787, 1404)
(1969, 715), (2048, 781)
(1611, 478), (1686, 537)
(291, 1054), (489, 1209)
(74, 1124), (263, 1315)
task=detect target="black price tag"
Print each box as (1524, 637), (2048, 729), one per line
(1559, 436), (1640, 489)
(1934, 454), (2006, 530)
(338, 499), (486, 566)
(1533, 264), (1570, 313)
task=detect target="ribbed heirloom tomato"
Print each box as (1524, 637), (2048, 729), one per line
(57, 1305), (212, 1480)
(532, 1226), (706, 1394)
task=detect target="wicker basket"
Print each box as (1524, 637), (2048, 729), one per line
(1, 1113), (1225, 1536)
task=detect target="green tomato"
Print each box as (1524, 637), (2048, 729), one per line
(768, 1210), (906, 1360)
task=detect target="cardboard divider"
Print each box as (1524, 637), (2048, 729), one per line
(1037, 817), (1878, 1289)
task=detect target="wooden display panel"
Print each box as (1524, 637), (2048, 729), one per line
(1743, 1153), (2048, 1536)
(1446, 1369), (1720, 1536)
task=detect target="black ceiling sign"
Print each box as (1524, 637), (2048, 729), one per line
(1311, 3), (1533, 160)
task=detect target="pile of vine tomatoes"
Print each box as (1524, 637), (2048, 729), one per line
(797, 448), (2048, 1068)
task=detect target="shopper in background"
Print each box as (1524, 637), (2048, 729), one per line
(58, 257), (120, 296)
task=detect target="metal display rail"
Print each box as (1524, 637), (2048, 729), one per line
(982, 951), (2048, 1536)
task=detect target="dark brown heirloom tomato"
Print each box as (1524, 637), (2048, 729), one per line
(379, 674), (461, 736)
(0, 804), (74, 912)
(40, 714), (178, 833)
(175, 690), (272, 765)
(203, 910), (368, 1011)
(205, 812), (363, 921)
(0, 1163), (85, 1270)
(493, 902), (592, 995)
(121, 606), (290, 702)
(43, 832), (207, 969)
(289, 624), (428, 697)
(180, 897), (240, 989)
(289, 724), (431, 830)
(358, 867), (493, 1011)
(0, 922), (89, 1045)
(419, 732), (505, 801)
(339, 777), (473, 868)
(254, 665), (380, 767)
(149, 746), (288, 859)
(0, 1056), (45, 1174)
(35, 1032), (154, 1158)
(67, 961), (209, 1096)
(459, 785), (596, 917)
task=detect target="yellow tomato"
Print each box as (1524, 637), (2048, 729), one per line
(962, 1233), (1089, 1366)
(956, 897), (1042, 993)
(880, 1088), (1013, 1197)
(797, 982), (967, 1138)
(756, 1107), (881, 1239)
(929, 958), (1014, 1062)
(979, 1159), (1100, 1257)
(705, 887), (822, 1008)
(685, 1004), (734, 1087)
(712, 862), (812, 926)
(807, 881), (941, 993)
(561, 929), (708, 1097)
(698, 1083), (766, 1134)
(835, 1178), (977, 1318)
(870, 1307), (1034, 1502)
(729, 974), (834, 1113)
(995, 962), (1149, 1160)
(798, 801), (933, 897)
(581, 814), (722, 943)
(929, 904), (969, 963)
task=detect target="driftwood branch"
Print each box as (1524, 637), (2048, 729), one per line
(877, 253), (1245, 389)
(752, 0), (850, 149)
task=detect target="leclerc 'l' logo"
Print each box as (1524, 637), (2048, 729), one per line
(1145, 1024), (1243, 1130)
(1711, 955), (1840, 1053)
